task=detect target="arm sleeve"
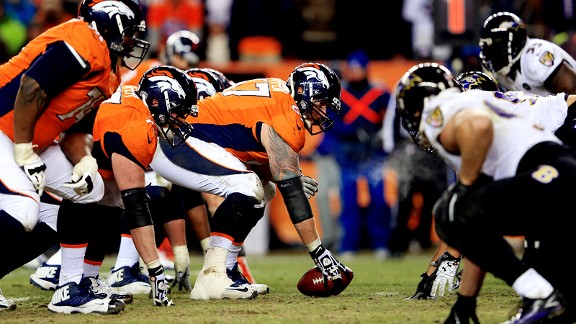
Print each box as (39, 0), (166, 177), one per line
(25, 41), (90, 98)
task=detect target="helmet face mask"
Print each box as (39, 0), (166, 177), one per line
(80, 0), (150, 70)
(138, 66), (198, 146)
(287, 63), (341, 135)
(395, 62), (457, 154)
(479, 11), (527, 75)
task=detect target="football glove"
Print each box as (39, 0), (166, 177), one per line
(433, 181), (470, 224)
(309, 244), (352, 289)
(431, 252), (461, 297)
(63, 156), (97, 195)
(172, 245), (192, 291)
(444, 294), (480, 324)
(150, 274), (174, 307)
(406, 272), (436, 300)
(14, 142), (46, 196)
(301, 175), (319, 199)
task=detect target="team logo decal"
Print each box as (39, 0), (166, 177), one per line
(538, 51), (555, 66)
(425, 107), (443, 127)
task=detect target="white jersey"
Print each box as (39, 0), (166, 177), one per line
(420, 88), (562, 180)
(496, 38), (576, 95)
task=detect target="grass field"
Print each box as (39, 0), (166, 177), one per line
(0, 250), (521, 324)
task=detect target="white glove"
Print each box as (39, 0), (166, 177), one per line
(430, 252), (461, 297)
(172, 245), (192, 291)
(14, 142), (46, 196)
(301, 175), (319, 199)
(63, 156), (97, 195)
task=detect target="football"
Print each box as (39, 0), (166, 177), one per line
(297, 266), (354, 297)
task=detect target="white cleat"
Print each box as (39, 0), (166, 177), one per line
(0, 289), (16, 311)
(190, 267), (257, 300)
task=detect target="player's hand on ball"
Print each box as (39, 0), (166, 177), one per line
(307, 245), (353, 295)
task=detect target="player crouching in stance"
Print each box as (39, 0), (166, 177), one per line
(148, 63), (353, 300)
(396, 62), (573, 323)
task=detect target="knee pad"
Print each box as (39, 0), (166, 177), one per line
(211, 193), (260, 242)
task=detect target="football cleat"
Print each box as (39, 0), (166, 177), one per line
(227, 262), (269, 295)
(190, 266), (257, 300)
(83, 276), (134, 304)
(0, 289), (16, 311)
(29, 262), (60, 291)
(107, 263), (151, 295)
(48, 281), (125, 314)
(503, 290), (565, 323)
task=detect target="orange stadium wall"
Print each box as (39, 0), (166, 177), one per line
(199, 59), (421, 247)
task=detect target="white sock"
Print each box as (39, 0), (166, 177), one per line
(114, 235), (140, 269)
(83, 262), (101, 278)
(45, 248), (62, 266)
(60, 245), (87, 286)
(512, 268), (554, 299)
(226, 245), (241, 270)
(210, 235), (233, 250)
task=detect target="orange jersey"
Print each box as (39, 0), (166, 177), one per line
(189, 78), (306, 165)
(93, 85), (157, 180)
(0, 19), (119, 150)
(120, 58), (161, 86)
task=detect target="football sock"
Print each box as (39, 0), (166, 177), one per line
(513, 268), (554, 299)
(83, 260), (102, 278)
(226, 244), (241, 269)
(60, 244), (87, 286)
(114, 235), (140, 269)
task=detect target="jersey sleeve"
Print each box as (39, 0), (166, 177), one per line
(523, 42), (564, 86)
(25, 41), (90, 98)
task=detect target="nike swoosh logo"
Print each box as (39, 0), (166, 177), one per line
(225, 287), (249, 292)
(147, 134), (152, 144)
(296, 123), (302, 131)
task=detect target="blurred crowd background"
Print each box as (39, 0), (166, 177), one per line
(3, 0), (575, 257)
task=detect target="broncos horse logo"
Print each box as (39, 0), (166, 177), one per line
(92, 1), (135, 20)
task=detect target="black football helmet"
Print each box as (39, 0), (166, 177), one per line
(396, 62), (457, 154)
(287, 62), (342, 135)
(479, 11), (527, 75)
(455, 71), (499, 91)
(138, 65), (198, 145)
(185, 68), (221, 100)
(79, 0), (150, 70)
(164, 30), (200, 68)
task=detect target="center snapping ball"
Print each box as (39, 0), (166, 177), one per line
(297, 266), (354, 297)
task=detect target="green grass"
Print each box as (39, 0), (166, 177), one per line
(0, 250), (521, 323)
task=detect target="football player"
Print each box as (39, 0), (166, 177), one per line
(149, 62), (352, 300)
(0, 0), (149, 311)
(397, 62), (576, 323)
(50, 65), (197, 314)
(479, 11), (576, 96)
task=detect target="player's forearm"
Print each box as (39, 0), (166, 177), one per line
(13, 75), (48, 143)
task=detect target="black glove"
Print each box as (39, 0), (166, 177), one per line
(444, 294), (480, 324)
(406, 272), (436, 300)
(433, 181), (471, 224)
(309, 245), (352, 291)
